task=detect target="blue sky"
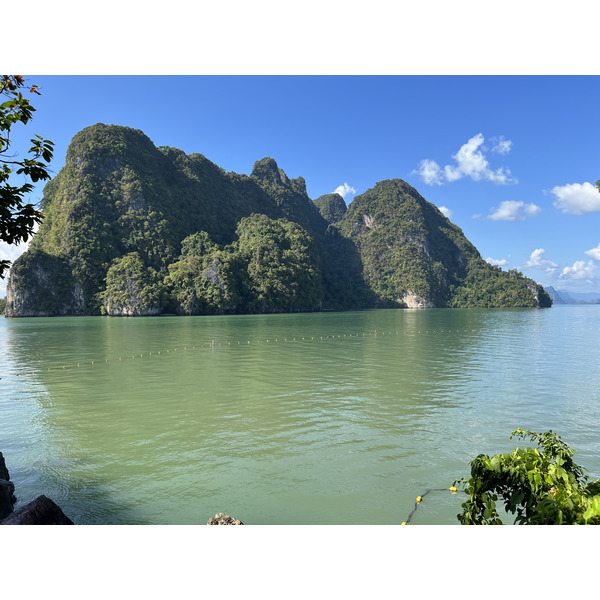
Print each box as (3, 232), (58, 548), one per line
(2, 75), (600, 296)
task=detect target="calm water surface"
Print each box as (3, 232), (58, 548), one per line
(1, 306), (599, 524)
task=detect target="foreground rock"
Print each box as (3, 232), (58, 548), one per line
(0, 452), (16, 519)
(1, 495), (74, 525)
(207, 512), (243, 525)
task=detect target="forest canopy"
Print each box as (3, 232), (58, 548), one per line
(4, 123), (552, 317)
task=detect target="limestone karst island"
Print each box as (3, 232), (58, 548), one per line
(5, 124), (551, 317)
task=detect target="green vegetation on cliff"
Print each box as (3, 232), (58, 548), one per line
(339, 179), (551, 308)
(101, 252), (163, 316)
(164, 216), (323, 315)
(234, 214), (323, 313)
(6, 248), (82, 316)
(6, 123), (551, 316)
(313, 193), (347, 224)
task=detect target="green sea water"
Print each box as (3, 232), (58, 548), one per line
(2, 306), (599, 524)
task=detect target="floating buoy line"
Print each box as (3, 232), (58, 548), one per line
(401, 486), (460, 525)
(3, 324), (598, 380)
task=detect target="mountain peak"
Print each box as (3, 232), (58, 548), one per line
(251, 157), (290, 186)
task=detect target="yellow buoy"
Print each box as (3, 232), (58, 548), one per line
(416, 496), (422, 503)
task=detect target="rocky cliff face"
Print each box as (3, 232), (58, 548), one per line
(5, 124), (551, 316)
(313, 193), (347, 224)
(5, 249), (85, 317)
(339, 179), (552, 309)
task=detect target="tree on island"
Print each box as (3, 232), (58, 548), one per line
(0, 75), (54, 278)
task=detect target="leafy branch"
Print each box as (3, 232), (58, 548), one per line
(455, 428), (600, 524)
(0, 75), (54, 277)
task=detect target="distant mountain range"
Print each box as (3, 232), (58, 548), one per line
(544, 287), (600, 305)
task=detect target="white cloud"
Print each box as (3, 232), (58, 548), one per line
(491, 136), (512, 155)
(416, 133), (516, 186)
(551, 182), (600, 215)
(334, 182), (358, 200)
(438, 206), (452, 219)
(487, 200), (542, 221)
(416, 159), (444, 186)
(560, 260), (597, 280)
(523, 248), (558, 270)
(486, 257), (509, 266)
(585, 242), (600, 262)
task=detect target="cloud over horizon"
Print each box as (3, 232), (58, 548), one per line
(551, 182), (600, 215)
(522, 248), (558, 271)
(585, 242), (600, 262)
(415, 133), (516, 186)
(560, 260), (597, 280)
(487, 200), (542, 221)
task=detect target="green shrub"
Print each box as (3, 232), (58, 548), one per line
(456, 429), (600, 525)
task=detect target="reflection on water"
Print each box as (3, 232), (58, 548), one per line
(1, 306), (599, 524)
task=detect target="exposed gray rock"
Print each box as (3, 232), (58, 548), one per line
(401, 291), (436, 308)
(1, 495), (74, 525)
(5, 249), (85, 317)
(207, 512), (243, 525)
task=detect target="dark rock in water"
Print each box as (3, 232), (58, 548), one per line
(0, 481), (16, 520)
(0, 452), (10, 482)
(0, 452), (16, 519)
(207, 512), (243, 525)
(1, 495), (74, 525)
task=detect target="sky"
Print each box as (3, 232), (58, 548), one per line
(3, 74), (599, 296)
